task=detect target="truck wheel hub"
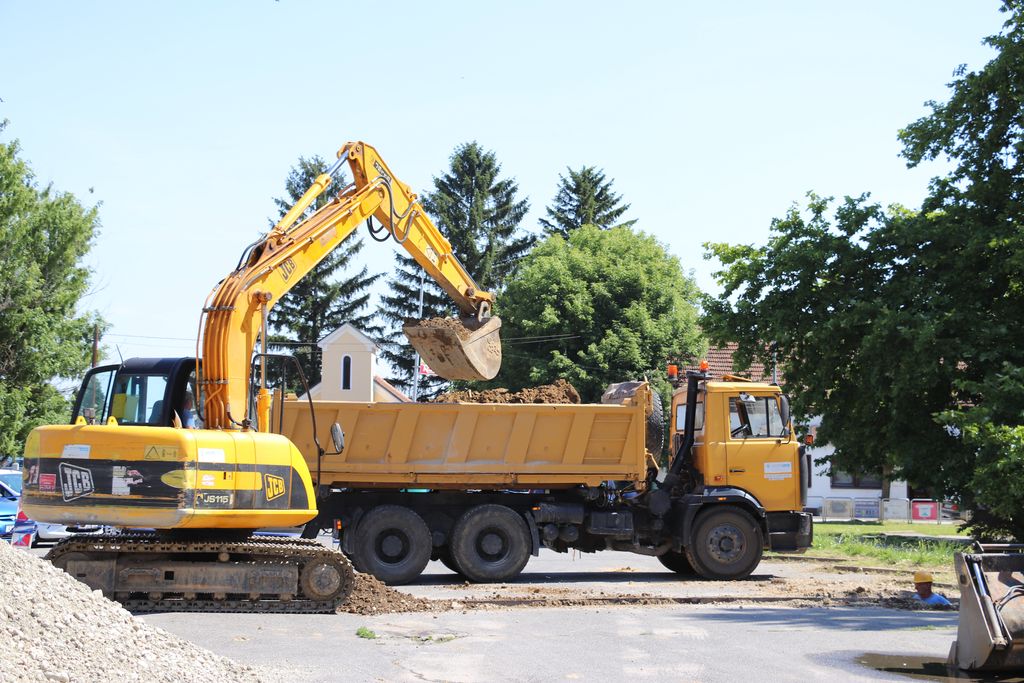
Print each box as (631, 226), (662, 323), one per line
(379, 532), (409, 562)
(478, 531), (506, 559)
(707, 524), (744, 563)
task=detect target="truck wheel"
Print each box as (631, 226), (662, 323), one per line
(646, 389), (665, 457)
(450, 505), (530, 583)
(685, 508), (763, 580)
(657, 550), (696, 575)
(352, 505), (431, 585)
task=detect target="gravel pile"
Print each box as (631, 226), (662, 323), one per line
(0, 541), (267, 683)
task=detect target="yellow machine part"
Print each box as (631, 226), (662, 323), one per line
(21, 424), (317, 530)
(949, 546), (1024, 672)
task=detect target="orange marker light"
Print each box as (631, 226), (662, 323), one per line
(699, 360), (709, 372)
(667, 364), (678, 379)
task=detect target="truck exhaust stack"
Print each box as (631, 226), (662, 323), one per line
(403, 316), (502, 381)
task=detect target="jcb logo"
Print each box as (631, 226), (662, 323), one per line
(279, 258), (296, 282)
(59, 463), (94, 502)
(264, 474), (285, 501)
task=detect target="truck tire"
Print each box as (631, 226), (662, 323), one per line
(646, 389), (665, 457)
(450, 505), (530, 583)
(657, 550), (696, 575)
(685, 507), (763, 580)
(352, 505), (431, 585)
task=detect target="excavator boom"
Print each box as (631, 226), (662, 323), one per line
(201, 141), (500, 431)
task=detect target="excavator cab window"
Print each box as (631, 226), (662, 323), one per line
(109, 373), (169, 425)
(72, 364), (118, 424)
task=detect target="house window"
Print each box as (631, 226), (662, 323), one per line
(342, 355), (352, 391)
(830, 469), (883, 489)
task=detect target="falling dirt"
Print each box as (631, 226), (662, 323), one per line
(435, 379), (581, 404)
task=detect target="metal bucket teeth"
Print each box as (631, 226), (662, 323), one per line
(403, 316), (502, 381)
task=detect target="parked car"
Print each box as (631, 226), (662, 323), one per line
(0, 479), (19, 542)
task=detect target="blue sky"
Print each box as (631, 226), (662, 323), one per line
(0, 1), (1005, 364)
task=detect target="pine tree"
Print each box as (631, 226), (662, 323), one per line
(539, 166), (634, 239)
(267, 155), (383, 388)
(379, 142), (532, 396)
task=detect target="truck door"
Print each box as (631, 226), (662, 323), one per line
(724, 393), (795, 511)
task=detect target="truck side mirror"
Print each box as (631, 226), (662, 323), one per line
(330, 422), (345, 454)
(779, 395), (791, 436)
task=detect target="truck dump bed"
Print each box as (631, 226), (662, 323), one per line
(277, 386), (649, 490)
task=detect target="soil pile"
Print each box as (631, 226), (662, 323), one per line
(435, 379), (581, 404)
(341, 573), (442, 615)
(0, 541), (266, 683)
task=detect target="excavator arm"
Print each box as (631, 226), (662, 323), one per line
(200, 141), (501, 431)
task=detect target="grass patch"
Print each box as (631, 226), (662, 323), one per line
(356, 627), (377, 640)
(811, 533), (961, 568)
(814, 521), (967, 537)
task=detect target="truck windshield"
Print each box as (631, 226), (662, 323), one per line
(729, 395), (785, 438)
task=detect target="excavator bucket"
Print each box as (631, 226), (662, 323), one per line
(403, 316), (502, 381)
(948, 543), (1024, 672)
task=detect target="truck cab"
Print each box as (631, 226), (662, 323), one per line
(670, 374), (812, 554)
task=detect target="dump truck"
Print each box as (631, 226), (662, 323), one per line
(280, 368), (814, 584)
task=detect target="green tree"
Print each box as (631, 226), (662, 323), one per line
(703, 195), (967, 495)
(268, 156), (383, 388)
(704, 2), (1024, 535)
(379, 142), (532, 395)
(539, 166), (633, 238)
(497, 225), (704, 404)
(0, 122), (103, 454)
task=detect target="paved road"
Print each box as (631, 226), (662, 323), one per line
(108, 548), (958, 682)
(144, 603), (958, 682)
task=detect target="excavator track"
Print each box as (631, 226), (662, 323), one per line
(47, 533), (355, 614)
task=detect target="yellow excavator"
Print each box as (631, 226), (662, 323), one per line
(21, 141), (502, 612)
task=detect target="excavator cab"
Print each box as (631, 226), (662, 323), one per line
(73, 358), (198, 428)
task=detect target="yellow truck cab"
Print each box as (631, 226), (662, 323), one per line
(670, 372), (813, 558)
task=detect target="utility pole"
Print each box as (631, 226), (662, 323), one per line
(410, 270), (425, 401)
(91, 324), (99, 368)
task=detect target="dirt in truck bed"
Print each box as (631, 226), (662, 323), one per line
(434, 379), (581, 404)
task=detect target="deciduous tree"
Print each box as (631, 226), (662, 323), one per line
(704, 2), (1024, 535)
(497, 225), (704, 404)
(0, 122), (103, 455)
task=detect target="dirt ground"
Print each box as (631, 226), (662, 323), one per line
(435, 379), (581, 404)
(336, 555), (957, 615)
